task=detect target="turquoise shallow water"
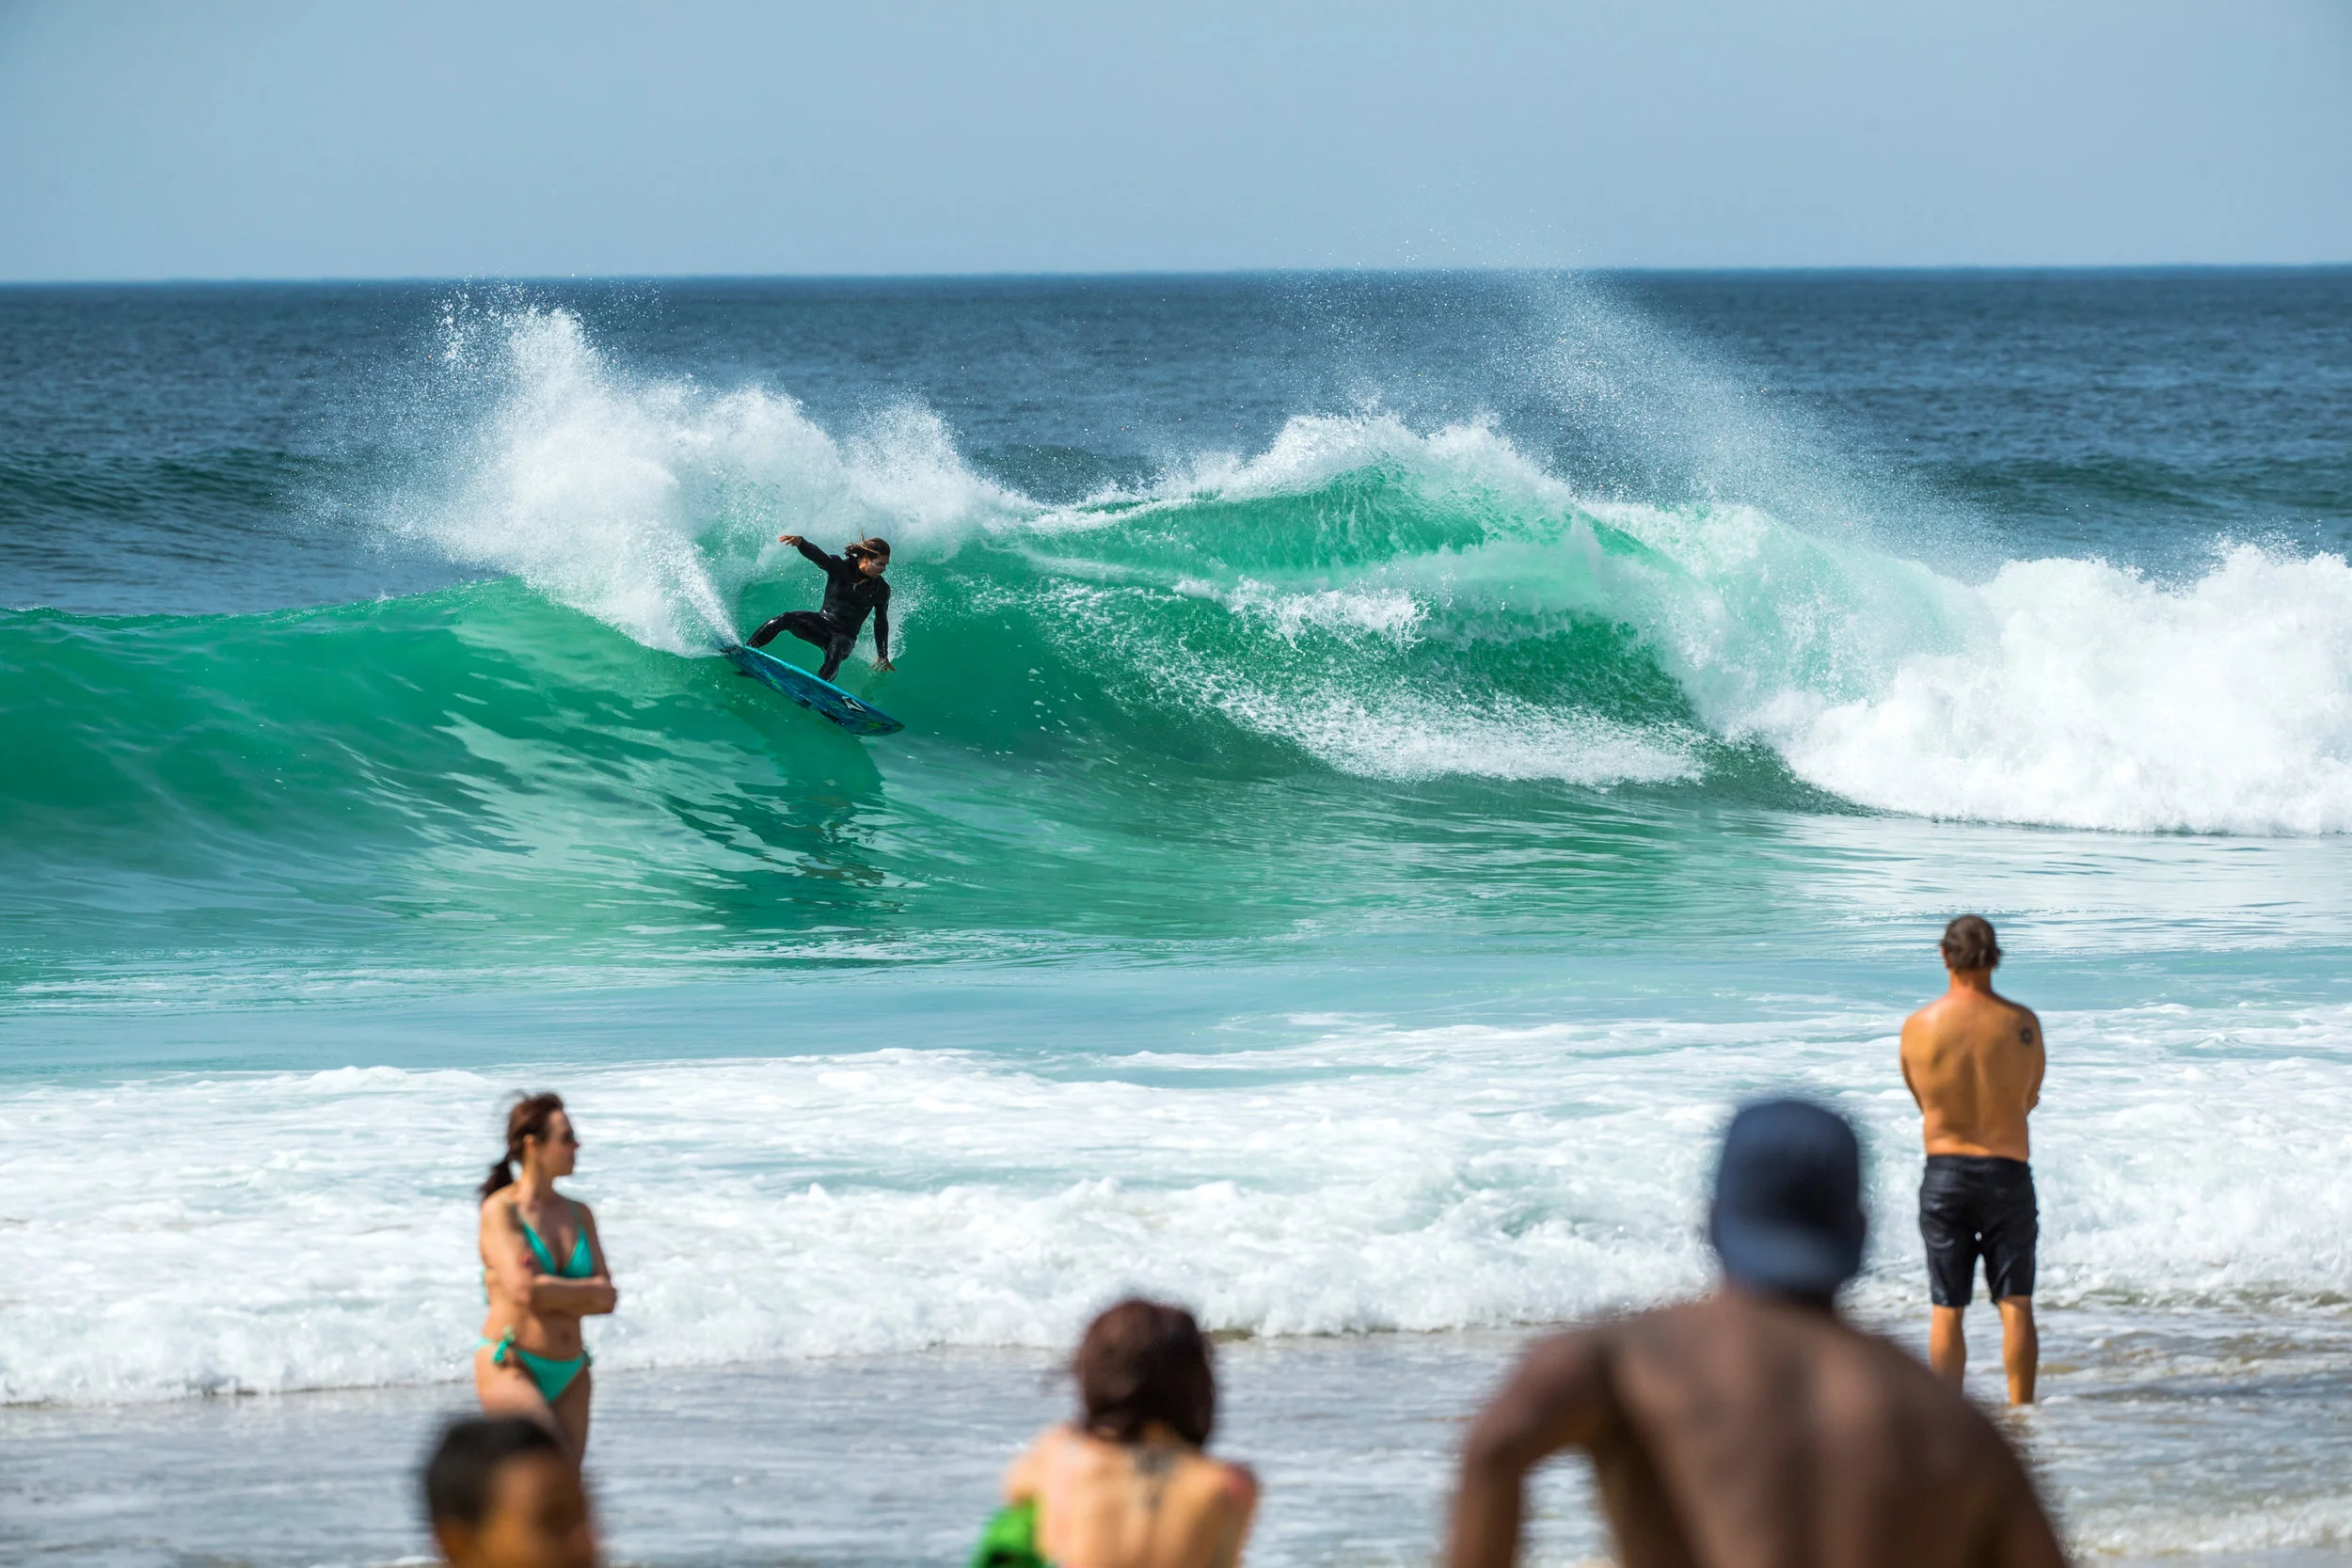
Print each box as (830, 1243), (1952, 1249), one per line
(3, 271), (2351, 1560)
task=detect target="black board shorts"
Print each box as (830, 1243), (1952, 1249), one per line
(1919, 1154), (2037, 1307)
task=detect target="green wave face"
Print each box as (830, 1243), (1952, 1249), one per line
(5, 421), (1934, 988)
(25, 298), (2339, 995)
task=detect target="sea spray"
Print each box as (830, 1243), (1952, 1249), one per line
(385, 308), (1025, 654)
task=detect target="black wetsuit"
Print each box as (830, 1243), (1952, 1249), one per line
(748, 540), (891, 681)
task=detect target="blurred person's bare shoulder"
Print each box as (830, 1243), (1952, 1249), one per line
(1609, 1294), (2024, 1464)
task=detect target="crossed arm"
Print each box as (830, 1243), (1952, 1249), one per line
(480, 1203), (617, 1317)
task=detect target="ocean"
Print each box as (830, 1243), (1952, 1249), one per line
(3, 269), (2350, 1565)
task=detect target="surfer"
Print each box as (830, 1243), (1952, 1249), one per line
(750, 534), (895, 682)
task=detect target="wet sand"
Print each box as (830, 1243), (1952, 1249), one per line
(6, 1307), (2349, 1566)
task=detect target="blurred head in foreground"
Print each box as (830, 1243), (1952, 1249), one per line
(1708, 1097), (1867, 1306)
(1074, 1296), (1218, 1446)
(423, 1417), (596, 1568)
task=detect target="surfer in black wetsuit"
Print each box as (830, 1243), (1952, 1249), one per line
(748, 535), (895, 682)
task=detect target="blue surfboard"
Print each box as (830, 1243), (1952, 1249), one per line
(722, 643), (905, 736)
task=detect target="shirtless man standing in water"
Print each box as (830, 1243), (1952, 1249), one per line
(1448, 1100), (2064, 1568)
(1902, 913), (2046, 1405)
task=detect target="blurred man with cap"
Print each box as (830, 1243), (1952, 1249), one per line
(1446, 1099), (2066, 1568)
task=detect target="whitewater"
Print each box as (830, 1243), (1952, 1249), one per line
(4, 270), (2351, 1564)
(8, 999), (2352, 1406)
(390, 307), (2352, 833)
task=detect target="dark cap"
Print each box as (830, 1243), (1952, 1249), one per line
(1708, 1099), (1867, 1300)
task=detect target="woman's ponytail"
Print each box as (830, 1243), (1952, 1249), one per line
(478, 1091), (566, 1201)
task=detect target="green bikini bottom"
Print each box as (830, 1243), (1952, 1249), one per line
(479, 1328), (591, 1402)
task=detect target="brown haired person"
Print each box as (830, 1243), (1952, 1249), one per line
(474, 1094), (617, 1460)
(750, 534), (895, 681)
(1447, 1101), (2066, 1568)
(422, 1416), (597, 1568)
(1901, 914), (2046, 1405)
(993, 1299), (1260, 1568)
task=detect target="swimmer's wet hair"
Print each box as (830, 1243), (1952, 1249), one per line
(422, 1416), (564, 1526)
(1941, 914), (2001, 972)
(844, 536), (891, 561)
(1074, 1297), (1216, 1448)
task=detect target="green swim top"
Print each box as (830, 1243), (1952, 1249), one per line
(520, 1199), (595, 1278)
(482, 1197), (596, 1301)
(971, 1499), (1051, 1568)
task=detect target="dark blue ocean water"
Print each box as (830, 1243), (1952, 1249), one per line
(7, 271), (2348, 616)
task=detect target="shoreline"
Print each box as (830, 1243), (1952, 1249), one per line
(7, 1308), (2349, 1566)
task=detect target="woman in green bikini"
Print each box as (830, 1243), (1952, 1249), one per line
(989, 1299), (1259, 1568)
(474, 1093), (616, 1460)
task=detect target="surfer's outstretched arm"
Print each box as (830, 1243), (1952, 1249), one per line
(779, 533), (841, 570)
(872, 606), (893, 673)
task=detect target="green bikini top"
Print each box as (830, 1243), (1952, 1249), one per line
(520, 1200), (596, 1278)
(484, 1196), (596, 1299)
(971, 1499), (1050, 1568)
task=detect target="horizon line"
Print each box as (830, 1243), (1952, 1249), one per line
(5, 261), (2351, 290)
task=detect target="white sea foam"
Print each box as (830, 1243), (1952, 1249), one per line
(1212, 578), (1428, 644)
(1036, 567), (1700, 786)
(1766, 547), (2352, 833)
(1137, 414), (2352, 832)
(1163, 413), (1566, 509)
(1215, 686), (1703, 785)
(1171, 571), (1698, 782)
(388, 308), (1021, 655)
(2074, 1495), (2352, 1559)
(5, 1002), (2349, 1406)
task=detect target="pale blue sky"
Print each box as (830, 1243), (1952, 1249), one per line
(3, 0), (2349, 280)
